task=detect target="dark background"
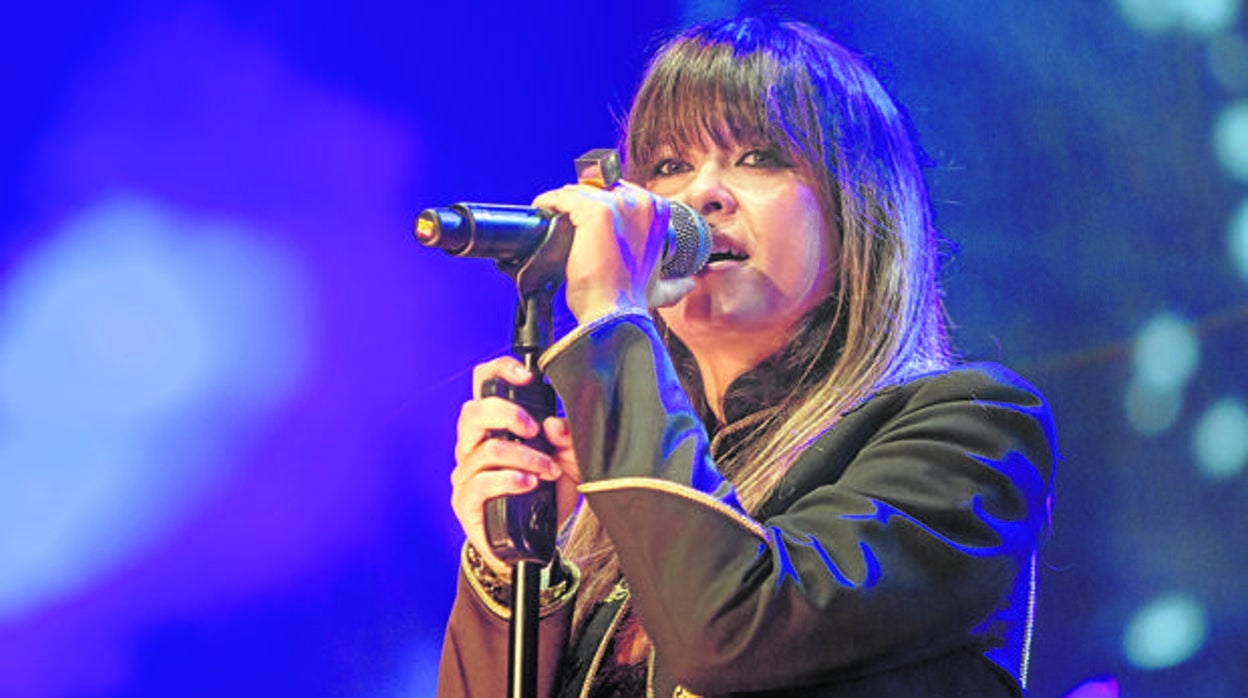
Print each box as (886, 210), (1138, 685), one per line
(2, 1), (1245, 696)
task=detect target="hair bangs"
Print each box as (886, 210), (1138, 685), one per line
(626, 38), (803, 181)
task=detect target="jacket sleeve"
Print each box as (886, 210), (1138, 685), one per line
(540, 313), (1056, 694)
(437, 545), (577, 697)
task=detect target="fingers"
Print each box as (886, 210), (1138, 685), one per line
(455, 396), (540, 461)
(452, 435), (563, 487)
(531, 182), (666, 242)
(544, 416), (582, 484)
(472, 356), (532, 400)
(531, 182), (667, 237)
(544, 417), (575, 461)
(543, 416), (572, 449)
(450, 468), (542, 574)
(450, 418), (562, 566)
(452, 357), (580, 572)
(619, 180), (671, 239)
(461, 357), (539, 463)
(532, 184), (617, 222)
(531, 182), (671, 322)
(451, 468), (542, 510)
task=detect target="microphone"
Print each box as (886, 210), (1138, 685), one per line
(415, 200), (711, 279)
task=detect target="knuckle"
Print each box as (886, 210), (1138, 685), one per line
(472, 356), (511, 394)
(449, 487), (467, 512)
(529, 450), (551, 472)
(483, 438), (510, 461)
(637, 190), (657, 215)
(492, 356), (517, 371)
(515, 409), (537, 435)
(590, 205), (615, 229)
(458, 399), (479, 424)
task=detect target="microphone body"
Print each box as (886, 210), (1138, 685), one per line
(416, 200), (710, 279)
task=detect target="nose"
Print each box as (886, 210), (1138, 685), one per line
(681, 161), (736, 219)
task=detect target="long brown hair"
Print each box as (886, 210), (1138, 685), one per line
(561, 14), (952, 647)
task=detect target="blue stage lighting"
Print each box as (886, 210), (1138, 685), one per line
(1214, 101), (1248, 182)
(1131, 313), (1200, 393)
(0, 195), (310, 620)
(1122, 593), (1209, 670)
(1192, 397), (1248, 479)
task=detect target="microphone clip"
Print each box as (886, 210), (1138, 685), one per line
(505, 149), (620, 353)
(508, 148), (620, 299)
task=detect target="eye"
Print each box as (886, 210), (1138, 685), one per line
(652, 158), (692, 177)
(737, 148), (790, 169)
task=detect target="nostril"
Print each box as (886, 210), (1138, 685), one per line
(701, 200), (724, 215)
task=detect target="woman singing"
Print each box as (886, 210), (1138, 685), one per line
(439, 14), (1056, 697)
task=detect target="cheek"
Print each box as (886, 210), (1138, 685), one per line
(807, 221), (839, 297)
(768, 200), (835, 298)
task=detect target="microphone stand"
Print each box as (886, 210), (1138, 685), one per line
(487, 150), (617, 698)
(420, 150), (621, 697)
(481, 215), (575, 698)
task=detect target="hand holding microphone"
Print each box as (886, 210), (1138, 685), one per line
(415, 149), (709, 320)
(531, 179), (702, 321)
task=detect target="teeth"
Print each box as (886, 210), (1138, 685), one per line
(710, 232), (746, 259)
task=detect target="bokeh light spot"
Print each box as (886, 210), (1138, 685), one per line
(1123, 593), (1209, 670)
(1230, 198), (1248, 282)
(1192, 397), (1248, 479)
(1117, 0), (1241, 36)
(1116, 0), (1179, 34)
(1125, 378), (1184, 435)
(1214, 100), (1248, 181)
(1177, 0), (1241, 36)
(0, 204), (213, 423)
(1131, 312), (1200, 392)
(0, 194), (311, 620)
(1207, 33), (1248, 94)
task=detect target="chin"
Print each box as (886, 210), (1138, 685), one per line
(660, 289), (784, 344)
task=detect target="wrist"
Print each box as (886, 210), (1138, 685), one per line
(461, 542), (580, 619)
(566, 288), (646, 325)
(471, 541), (514, 579)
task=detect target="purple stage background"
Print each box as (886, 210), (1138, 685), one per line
(2, 1), (1246, 696)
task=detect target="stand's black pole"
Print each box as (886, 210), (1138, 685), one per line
(509, 558), (542, 698)
(481, 290), (559, 698)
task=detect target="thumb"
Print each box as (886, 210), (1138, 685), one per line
(544, 417), (573, 448)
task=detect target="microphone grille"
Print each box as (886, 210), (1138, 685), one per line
(663, 201), (711, 279)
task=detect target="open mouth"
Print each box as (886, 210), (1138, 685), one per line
(707, 233), (749, 265)
(707, 250), (749, 264)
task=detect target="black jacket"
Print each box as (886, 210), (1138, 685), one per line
(439, 311), (1057, 697)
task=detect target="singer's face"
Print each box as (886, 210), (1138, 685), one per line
(647, 137), (837, 360)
